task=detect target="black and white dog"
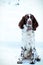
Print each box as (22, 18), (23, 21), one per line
(17, 14), (40, 64)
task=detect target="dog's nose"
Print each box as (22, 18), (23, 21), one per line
(28, 21), (32, 25)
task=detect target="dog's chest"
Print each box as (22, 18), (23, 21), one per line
(22, 29), (34, 50)
(22, 29), (34, 39)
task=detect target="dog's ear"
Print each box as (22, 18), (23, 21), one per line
(18, 16), (25, 29)
(32, 15), (39, 31)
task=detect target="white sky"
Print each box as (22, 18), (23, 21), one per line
(0, 0), (43, 42)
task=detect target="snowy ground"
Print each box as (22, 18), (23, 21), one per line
(0, 42), (43, 65)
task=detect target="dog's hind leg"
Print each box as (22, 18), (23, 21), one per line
(17, 47), (25, 64)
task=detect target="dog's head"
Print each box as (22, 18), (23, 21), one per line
(18, 14), (39, 31)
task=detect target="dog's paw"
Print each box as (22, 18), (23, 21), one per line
(35, 57), (41, 62)
(30, 59), (35, 64)
(30, 61), (35, 64)
(17, 61), (22, 64)
(17, 58), (23, 64)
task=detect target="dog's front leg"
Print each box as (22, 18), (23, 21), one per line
(29, 48), (35, 64)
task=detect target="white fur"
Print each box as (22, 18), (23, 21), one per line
(21, 25), (35, 51)
(21, 26), (35, 58)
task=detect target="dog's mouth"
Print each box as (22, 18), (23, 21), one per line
(26, 25), (32, 31)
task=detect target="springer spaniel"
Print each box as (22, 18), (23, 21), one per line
(17, 14), (40, 64)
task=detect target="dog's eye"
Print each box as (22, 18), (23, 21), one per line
(26, 16), (29, 20)
(25, 15), (29, 19)
(30, 15), (34, 20)
(27, 15), (29, 18)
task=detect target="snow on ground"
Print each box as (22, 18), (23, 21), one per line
(0, 42), (43, 65)
(0, 43), (20, 65)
